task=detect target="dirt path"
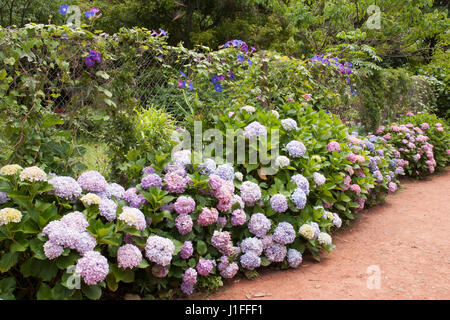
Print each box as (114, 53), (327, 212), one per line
(208, 169), (450, 300)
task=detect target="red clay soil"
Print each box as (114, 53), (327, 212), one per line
(207, 169), (450, 300)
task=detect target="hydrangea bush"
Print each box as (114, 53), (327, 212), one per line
(0, 105), (448, 300)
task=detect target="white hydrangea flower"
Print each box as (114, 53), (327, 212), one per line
(275, 156), (290, 168)
(299, 224), (315, 240)
(19, 166), (47, 182)
(318, 232), (332, 245)
(81, 193), (101, 206)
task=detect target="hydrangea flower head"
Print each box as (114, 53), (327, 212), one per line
(240, 237), (263, 256)
(141, 174), (162, 189)
(123, 187), (147, 208)
(48, 176), (82, 200)
(197, 207), (219, 226)
(286, 141), (306, 157)
(75, 251), (109, 285)
(291, 174), (310, 194)
(240, 251), (261, 270)
(174, 196), (196, 215)
(0, 208), (22, 226)
(287, 249), (303, 268)
(0, 192), (10, 204)
(248, 213), (271, 237)
(243, 121), (267, 138)
(180, 241), (194, 259)
(281, 118), (299, 131)
(299, 224), (316, 240)
(182, 268), (198, 286)
(273, 222), (296, 244)
(313, 172), (326, 186)
(81, 193), (101, 207)
(77, 171), (107, 192)
(0, 164), (22, 176)
(164, 172), (188, 194)
(265, 243), (287, 262)
(318, 232), (332, 246)
(214, 164), (235, 181)
(240, 181), (261, 206)
(99, 198), (117, 221)
(176, 214), (193, 235)
(196, 259), (215, 276)
(327, 141), (341, 152)
(231, 209), (246, 226)
(145, 236), (175, 266)
(117, 244), (142, 269)
(270, 194), (288, 213)
(292, 188), (307, 209)
(118, 207), (146, 231)
(19, 166), (47, 182)
(275, 156), (290, 168)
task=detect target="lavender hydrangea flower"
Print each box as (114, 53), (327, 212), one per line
(248, 213), (271, 237)
(104, 183), (125, 200)
(123, 188), (147, 208)
(270, 194), (288, 213)
(211, 231), (234, 256)
(196, 259), (215, 276)
(99, 198), (117, 221)
(214, 164), (235, 181)
(0, 192), (10, 204)
(142, 166), (155, 175)
(287, 249), (303, 268)
(291, 188), (307, 209)
(48, 176), (82, 200)
(145, 236), (175, 266)
(286, 141), (306, 158)
(173, 196), (196, 215)
(281, 118), (299, 131)
(273, 222), (296, 245)
(175, 214), (193, 235)
(310, 222), (320, 238)
(332, 213), (342, 228)
(243, 121), (267, 138)
(181, 282), (194, 295)
(77, 171), (107, 193)
(291, 174), (310, 194)
(240, 251), (261, 270)
(240, 181), (261, 206)
(76, 232), (97, 255)
(235, 172), (244, 181)
(198, 158), (216, 175)
(275, 155), (290, 168)
(240, 237), (263, 256)
(265, 243), (287, 262)
(231, 209), (246, 226)
(261, 235), (274, 249)
(60, 211), (89, 232)
(180, 241), (194, 259)
(219, 261), (239, 279)
(313, 172), (326, 186)
(75, 251), (109, 285)
(164, 172), (188, 194)
(327, 141), (341, 152)
(141, 174), (163, 189)
(43, 241), (64, 260)
(117, 244), (142, 269)
(182, 268), (198, 286)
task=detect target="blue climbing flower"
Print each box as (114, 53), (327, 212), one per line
(59, 4), (69, 15)
(214, 83), (223, 92)
(211, 75), (219, 84)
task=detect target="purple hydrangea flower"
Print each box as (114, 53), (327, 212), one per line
(313, 172), (326, 186)
(291, 188), (307, 209)
(145, 236), (175, 266)
(211, 231), (234, 256)
(198, 158), (217, 175)
(291, 174), (310, 195)
(332, 212), (342, 228)
(175, 214), (193, 235)
(142, 166), (155, 175)
(286, 141), (306, 157)
(240, 237), (263, 256)
(123, 188), (147, 208)
(182, 268), (198, 286)
(287, 249), (303, 268)
(261, 235), (274, 249)
(0, 192), (10, 204)
(240, 181), (261, 206)
(75, 251), (109, 285)
(273, 222), (296, 245)
(99, 198), (117, 221)
(265, 243), (287, 262)
(219, 261), (239, 279)
(327, 141), (341, 152)
(270, 194), (288, 213)
(231, 209), (246, 226)
(243, 122), (267, 138)
(181, 282), (194, 295)
(77, 171), (107, 193)
(180, 241), (194, 259)
(76, 232), (97, 255)
(248, 213), (271, 238)
(281, 118), (299, 131)
(43, 241), (64, 260)
(104, 183), (125, 200)
(60, 211), (89, 232)
(173, 196), (196, 215)
(48, 176), (82, 200)
(196, 259), (215, 276)
(240, 252), (261, 270)
(117, 244), (142, 269)
(164, 172), (188, 194)
(214, 164), (235, 181)
(141, 174), (163, 189)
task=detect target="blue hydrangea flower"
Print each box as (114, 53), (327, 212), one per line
(286, 141), (306, 157)
(291, 188), (307, 209)
(287, 249), (303, 268)
(214, 164), (234, 181)
(273, 222), (296, 245)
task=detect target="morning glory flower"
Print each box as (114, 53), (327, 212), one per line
(248, 59), (252, 65)
(214, 83), (223, 92)
(188, 82), (194, 91)
(178, 80), (186, 88)
(59, 4), (69, 15)
(85, 11), (95, 19)
(228, 71), (234, 80)
(159, 28), (167, 36)
(217, 74), (225, 81)
(211, 75), (219, 84)
(180, 71), (186, 77)
(237, 55), (244, 63)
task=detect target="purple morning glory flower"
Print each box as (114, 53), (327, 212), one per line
(59, 4), (69, 15)
(88, 50), (101, 63)
(217, 74), (225, 81)
(159, 28), (167, 36)
(178, 80), (186, 88)
(188, 82), (194, 91)
(237, 55), (244, 63)
(248, 59), (252, 65)
(85, 11), (95, 19)
(180, 71), (186, 77)
(85, 57), (96, 67)
(211, 75), (219, 84)
(214, 83), (223, 92)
